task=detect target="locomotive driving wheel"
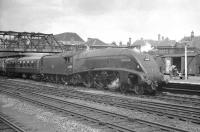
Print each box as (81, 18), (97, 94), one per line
(94, 79), (105, 89)
(134, 85), (144, 95)
(83, 73), (93, 88)
(120, 83), (129, 93)
(93, 71), (108, 89)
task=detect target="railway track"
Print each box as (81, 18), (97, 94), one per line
(0, 112), (26, 132)
(1, 79), (200, 125)
(151, 93), (200, 106)
(0, 86), (189, 132)
(5, 78), (200, 106)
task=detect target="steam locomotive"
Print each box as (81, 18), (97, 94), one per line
(0, 48), (166, 95)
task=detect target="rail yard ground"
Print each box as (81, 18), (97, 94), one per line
(0, 77), (200, 132)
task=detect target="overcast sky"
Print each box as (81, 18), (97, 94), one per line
(0, 0), (200, 43)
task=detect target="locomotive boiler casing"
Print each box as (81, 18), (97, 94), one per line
(72, 48), (164, 92)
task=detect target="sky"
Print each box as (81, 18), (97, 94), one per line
(0, 0), (200, 44)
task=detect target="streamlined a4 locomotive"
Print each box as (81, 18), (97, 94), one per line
(0, 48), (166, 94)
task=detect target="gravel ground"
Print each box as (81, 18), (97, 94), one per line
(44, 94), (200, 132)
(0, 94), (102, 132)
(3, 78), (200, 131)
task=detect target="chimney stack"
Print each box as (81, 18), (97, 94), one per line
(158, 34), (161, 41)
(162, 36), (164, 40)
(128, 37), (131, 47)
(119, 41), (122, 46)
(191, 31), (194, 40)
(129, 37), (131, 44)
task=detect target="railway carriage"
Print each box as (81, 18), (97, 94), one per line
(0, 58), (6, 75)
(4, 58), (18, 77)
(15, 56), (42, 79)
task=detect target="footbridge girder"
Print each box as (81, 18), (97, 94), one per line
(0, 31), (64, 53)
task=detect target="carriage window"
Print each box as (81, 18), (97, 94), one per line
(67, 57), (70, 62)
(34, 61), (37, 66)
(32, 61), (35, 67)
(65, 57), (72, 63)
(31, 61), (34, 67)
(27, 61), (30, 67)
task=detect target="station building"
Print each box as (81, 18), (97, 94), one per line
(132, 32), (200, 76)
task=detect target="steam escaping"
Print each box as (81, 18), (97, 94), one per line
(140, 42), (154, 52)
(133, 41), (154, 53)
(133, 47), (141, 53)
(108, 78), (120, 90)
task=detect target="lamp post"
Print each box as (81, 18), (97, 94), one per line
(184, 43), (188, 80)
(184, 31), (194, 80)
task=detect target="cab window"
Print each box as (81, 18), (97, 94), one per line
(65, 57), (72, 63)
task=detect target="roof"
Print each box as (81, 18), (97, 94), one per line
(161, 52), (199, 57)
(157, 40), (176, 47)
(18, 56), (43, 61)
(54, 32), (84, 43)
(179, 36), (200, 49)
(132, 39), (176, 47)
(5, 58), (17, 62)
(84, 38), (110, 46)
